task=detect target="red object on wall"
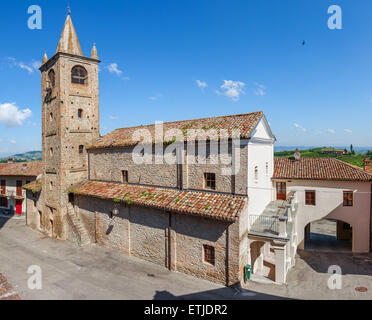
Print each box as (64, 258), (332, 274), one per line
(16, 200), (22, 215)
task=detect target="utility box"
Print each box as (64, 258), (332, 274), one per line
(245, 265), (251, 282)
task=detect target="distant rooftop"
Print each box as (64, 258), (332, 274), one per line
(274, 157), (372, 182)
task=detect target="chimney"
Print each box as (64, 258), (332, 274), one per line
(294, 149), (301, 161)
(7, 158), (13, 164)
(364, 158), (371, 172)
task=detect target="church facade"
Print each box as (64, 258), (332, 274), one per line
(24, 13), (372, 286)
(24, 12), (278, 286)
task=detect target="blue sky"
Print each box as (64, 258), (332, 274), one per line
(0, 0), (372, 155)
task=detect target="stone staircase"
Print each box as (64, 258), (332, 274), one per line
(67, 204), (91, 247)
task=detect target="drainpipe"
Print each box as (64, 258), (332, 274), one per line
(164, 191), (183, 270)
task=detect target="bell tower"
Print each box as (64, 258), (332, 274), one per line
(39, 12), (100, 239)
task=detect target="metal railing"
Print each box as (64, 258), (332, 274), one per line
(249, 215), (279, 236)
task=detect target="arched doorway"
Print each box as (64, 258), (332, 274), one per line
(304, 218), (352, 252)
(249, 240), (276, 281)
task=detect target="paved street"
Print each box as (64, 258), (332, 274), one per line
(0, 217), (279, 300)
(1, 217), (372, 300)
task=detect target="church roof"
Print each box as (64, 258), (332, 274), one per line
(69, 181), (246, 222)
(88, 111), (264, 150)
(56, 14), (83, 56)
(274, 157), (372, 182)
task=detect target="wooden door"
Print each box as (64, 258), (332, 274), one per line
(276, 182), (287, 200)
(16, 180), (22, 197)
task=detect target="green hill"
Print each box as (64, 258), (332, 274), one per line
(275, 147), (371, 168)
(0, 151), (42, 163)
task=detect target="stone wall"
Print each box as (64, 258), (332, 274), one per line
(75, 194), (241, 286)
(88, 141), (248, 196)
(40, 52), (100, 239)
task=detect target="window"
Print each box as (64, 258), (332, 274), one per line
(122, 170), (128, 184)
(78, 109), (83, 118)
(79, 145), (84, 154)
(50, 112), (53, 121)
(266, 162), (269, 177)
(254, 166), (259, 182)
(71, 66), (88, 84)
(203, 245), (215, 266)
(50, 148), (53, 157)
(48, 69), (55, 87)
(16, 180), (22, 197)
(1, 180), (5, 195)
(343, 191), (354, 207)
(204, 173), (216, 190)
(0, 197), (8, 208)
(305, 191), (316, 206)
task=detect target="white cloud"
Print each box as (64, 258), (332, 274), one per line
(9, 140), (16, 144)
(254, 83), (266, 96)
(0, 103), (32, 127)
(220, 80), (245, 102)
(149, 94), (163, 101)
(196, 80), (208, 90)
(109, 116), (118, 120)
(327, 128), (336, 134)
(8, 57), (41, 74)
(31, 60), (41, 70)
(294, 123), (307, 132)
(344, 129), (352, 133)
(107, 63), (123, 76)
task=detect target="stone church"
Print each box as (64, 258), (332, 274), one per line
(24, 12), (280, 286)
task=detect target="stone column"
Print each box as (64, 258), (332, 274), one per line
(273, 242), (287, 284)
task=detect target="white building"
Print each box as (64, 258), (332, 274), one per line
(0, 160), (42, 216)
(248, 153), (372, 284)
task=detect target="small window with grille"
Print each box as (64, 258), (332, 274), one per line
(343, 191), (353, 207)
(204, 173), (216, 190)
(203, 245), (215, 266)
(305, 191), (316, 206)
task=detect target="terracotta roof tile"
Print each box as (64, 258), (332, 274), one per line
(88, 111), (263, 150)
(23, 180), (42, 193)
(69, 181), (246, 222)
(274, 157), (372, 182)
(0, 161), (42, 177)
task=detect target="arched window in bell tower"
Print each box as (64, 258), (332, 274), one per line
(48, 69), (55, 87)
(71, 66), (88, 85)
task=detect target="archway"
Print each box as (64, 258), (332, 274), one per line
(304, 218), (352, 252)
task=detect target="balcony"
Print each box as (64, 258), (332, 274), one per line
(248, 192), (297, 240)
(4, 190), (24, 200)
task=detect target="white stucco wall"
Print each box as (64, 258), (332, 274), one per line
(0, 176), (33, 215)
(278, 180), (371, 253)
(247, 118), (275, 216)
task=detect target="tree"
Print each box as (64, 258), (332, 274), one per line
(350, 144), (355, 155)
